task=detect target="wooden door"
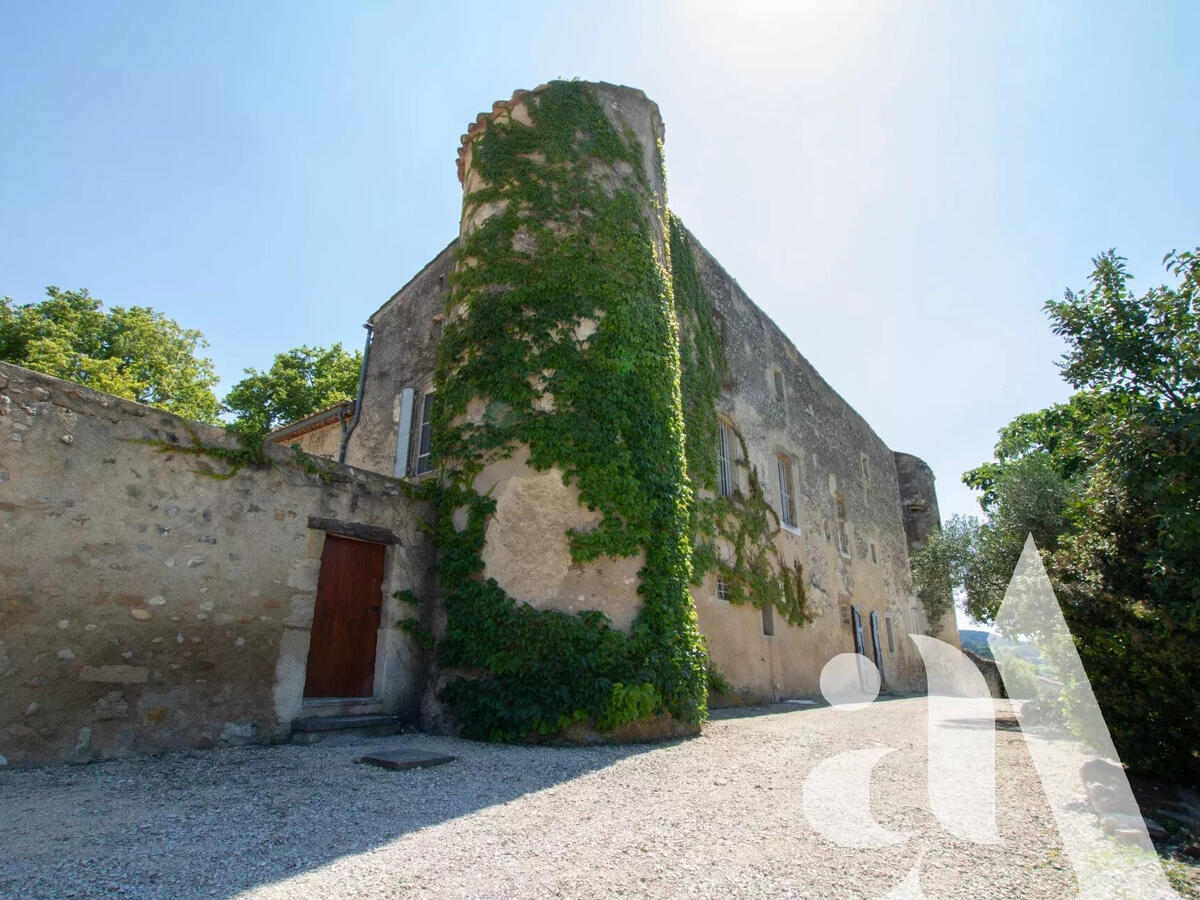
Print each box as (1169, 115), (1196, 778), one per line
(303, 534), (386, 698)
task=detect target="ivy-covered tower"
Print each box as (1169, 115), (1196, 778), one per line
(429, 81), (709, 739)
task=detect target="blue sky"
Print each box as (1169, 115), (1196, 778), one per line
(2, 0), (1197, 539)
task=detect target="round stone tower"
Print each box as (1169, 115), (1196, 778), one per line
(432, 81), (706, 736)
(443, 82), (676, 630)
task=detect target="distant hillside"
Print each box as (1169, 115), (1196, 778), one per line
(959, 629), (994, 660)
(958, 629), (1045, 665)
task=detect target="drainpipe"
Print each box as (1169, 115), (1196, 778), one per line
(338, 321), (374, 464)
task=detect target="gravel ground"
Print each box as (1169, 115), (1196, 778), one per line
(0, 698), (1108, 898)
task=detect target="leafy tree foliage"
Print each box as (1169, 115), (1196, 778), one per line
(0, 286), (220, 422)
(914, 249), (1200, 784)
(222, 344), (362, 437)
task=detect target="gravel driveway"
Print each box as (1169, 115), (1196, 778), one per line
(0, 698), (1086, 898)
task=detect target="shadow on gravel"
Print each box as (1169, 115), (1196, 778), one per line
(936, 715), (1022, 732)
(0, 732), (682, 899)
(710, 694), (922, 722)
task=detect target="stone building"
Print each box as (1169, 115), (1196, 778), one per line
(0, 80), (955, 765)
(282, 81), (957, 715)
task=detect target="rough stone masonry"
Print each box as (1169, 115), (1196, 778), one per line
(0, 362), (434, 766)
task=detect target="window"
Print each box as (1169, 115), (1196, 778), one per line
(716, 577), (729, 603)
(885, 616), (895, 654)
(836, 494), (850, 555)
(776, 454), (796, 529)
(773, 369), (785, 401)
(413, 391), (435, 475)
(717, 419), (735, 497)
(761, 604), (775, 636)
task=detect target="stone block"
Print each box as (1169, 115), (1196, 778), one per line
(358, 749), (456, 771)
(79, 665), (149, 684)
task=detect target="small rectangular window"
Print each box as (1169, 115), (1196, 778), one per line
(885, 616), (895, 654)
(773, 369), (785, 401)
(414, 391), (435, 475)
(717, 420), (734, 497)
(716, 577), (729, 603)
(836, 494), (850, 555)
(777, 454), (796, 529)
(761, 604), (775, 636)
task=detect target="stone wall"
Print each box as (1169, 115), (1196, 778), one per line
(963, 649), (1005, 699)
(267, 402), (353, 460)
(681, 224), (950, 699)
(0, 363), (434, 766)
(342, 221), (960, 703)
(343, 242), (454, 476)
(894, 451), (960, 638)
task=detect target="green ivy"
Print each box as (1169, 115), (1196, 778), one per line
(428, 81), (808, 742)
(670, 216), (812, 627)
(431, 81), (706, 740)
(396, 616), (436, 650)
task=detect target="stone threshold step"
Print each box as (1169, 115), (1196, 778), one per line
(292, 714), (400, 734)
(299, 698), (385, 718)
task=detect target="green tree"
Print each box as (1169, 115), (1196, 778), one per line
(222, 344), (362, 437)
(914, 248), (1200, 784)
(0, 286), (220, 422)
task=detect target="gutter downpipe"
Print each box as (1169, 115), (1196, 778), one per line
(338, 321), (374, 464)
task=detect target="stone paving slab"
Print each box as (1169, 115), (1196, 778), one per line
(358, 748), (456, 771)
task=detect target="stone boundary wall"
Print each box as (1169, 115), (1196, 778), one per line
(0, 363), (434, 766)
(963, 649), (1005, 699)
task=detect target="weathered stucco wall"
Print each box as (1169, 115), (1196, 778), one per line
(0, 363), (434, 766)
(343, 242), (454, 476)
(683, 225), (944, 698)
(270, 419), (345, 459)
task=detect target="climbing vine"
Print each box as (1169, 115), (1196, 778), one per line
(427, 82), (810, 741)
(430, 81), (707, 740)
(670, 215), (812, 628)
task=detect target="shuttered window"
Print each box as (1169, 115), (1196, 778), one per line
(777, 454), (796, 528)
(717, 419), (734, 497)
(414, 391), (435, 475)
